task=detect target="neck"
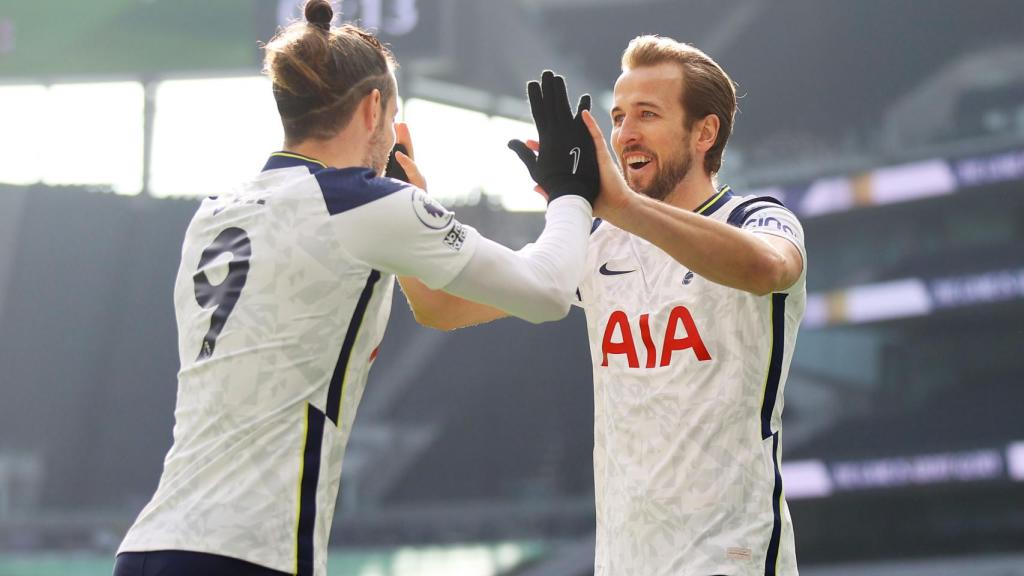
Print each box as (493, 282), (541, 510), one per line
(285, 129), (367, 170)
(660, 170), (719, 212)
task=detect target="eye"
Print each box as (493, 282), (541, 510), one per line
(612, 114), (624, 126)
(641, 110), (657, 119)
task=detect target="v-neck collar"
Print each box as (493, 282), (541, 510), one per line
(693, 185), (733, 216)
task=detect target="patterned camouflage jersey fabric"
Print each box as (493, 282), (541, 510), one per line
(576, 187), (807, 576)
(118, 153), (479, 576)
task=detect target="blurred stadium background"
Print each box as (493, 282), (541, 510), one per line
(1, 0), (1023, 574)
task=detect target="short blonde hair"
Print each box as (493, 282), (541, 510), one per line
(622, 35), (737, 175)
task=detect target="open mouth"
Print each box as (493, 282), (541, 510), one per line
(624, 153), (654, 175)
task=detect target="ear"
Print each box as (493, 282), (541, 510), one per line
(693, 113), (720, 156)
(361, 88), (382, 132)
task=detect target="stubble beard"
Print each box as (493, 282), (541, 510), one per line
(624, 147), (693, 202)
(365, 117), (391, 175)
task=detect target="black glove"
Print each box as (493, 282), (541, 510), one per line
(385, 143), (410, 182)
(508, 70), (599, 206)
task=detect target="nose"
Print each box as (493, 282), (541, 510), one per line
(615, 114), (642, 150)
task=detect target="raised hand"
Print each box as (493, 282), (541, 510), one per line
(387, 122), (428, 190)
(508, 71), (599, 206)
(580, 109), (637, 220)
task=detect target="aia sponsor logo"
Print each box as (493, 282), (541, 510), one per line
(601, 305), (710, 368)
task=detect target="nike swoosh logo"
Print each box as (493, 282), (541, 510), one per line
(599, 263), (636, 276)
(569, 147), (581, 175)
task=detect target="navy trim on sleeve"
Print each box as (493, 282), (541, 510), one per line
(726, 195), (786, 229)
(315, 168), (409, 216)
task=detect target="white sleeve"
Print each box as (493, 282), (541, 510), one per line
(743, 206), (805, 257)
(442, 195), (593, 324)
(331, 185), (480, 289)
(742, 205), (807, 289)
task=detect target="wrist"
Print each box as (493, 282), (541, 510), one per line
(543, 176), (598, 206)
(547, 194), (594, 219)
(600, 186), (642, 229)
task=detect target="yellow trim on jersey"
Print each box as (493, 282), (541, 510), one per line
(775, 441), (784, 576)
(272, 151), (328, 168)
(294, 405), (310, 574)
(696, 187), (728, 214)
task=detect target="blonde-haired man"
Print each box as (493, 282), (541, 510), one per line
(403, 35), (806, 575)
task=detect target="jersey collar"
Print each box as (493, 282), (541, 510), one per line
(694, 185), (733, 216)
(262, 151), (328, 173)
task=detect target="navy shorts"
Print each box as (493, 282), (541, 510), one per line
(113, 550), (290, 576)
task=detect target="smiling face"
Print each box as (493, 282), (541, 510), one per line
(610, 62), (696, 201)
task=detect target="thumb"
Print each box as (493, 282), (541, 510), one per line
(581, 110), (615, 172)
(534, 184), (549, 202)
(508, 139), (538, 172)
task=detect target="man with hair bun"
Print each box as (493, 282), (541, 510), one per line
(112, 1), (599, 574)
(435, 35), (808, 575)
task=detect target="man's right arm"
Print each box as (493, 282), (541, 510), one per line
(387, 70), (598, 329)
(331, 184), (590, 326)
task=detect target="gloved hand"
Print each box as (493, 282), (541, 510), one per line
(385, 143), (410, 182)
(508, 70), (599, 206)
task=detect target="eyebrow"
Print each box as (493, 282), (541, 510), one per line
(611, 100), (664, 115)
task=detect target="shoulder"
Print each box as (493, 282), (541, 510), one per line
(315, 167), (415, 216)
(726, 194), (806, 260)
(725, 194), (796, 228)
(587, 218), (629, 253)
(589, 217), (631, 241)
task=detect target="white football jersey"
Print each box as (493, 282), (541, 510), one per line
(118, 152), (480, 576)
(578, 187), (806, 576)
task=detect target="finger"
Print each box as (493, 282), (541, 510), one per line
(395, 151), (427, 189)
(395, 122), (415, 159)
(541, 70), (557, 127)
(575, 94), (592, 118)
(540, 70), (555, 95)
(581, 109), (614, 165)
(526, 80), (545, 132)
(551, 74), (572, 122)
(508, 139), (538, 172)
(526, 139), (539, 152)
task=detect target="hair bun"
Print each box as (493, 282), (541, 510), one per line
(304, 0), (334, 31)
